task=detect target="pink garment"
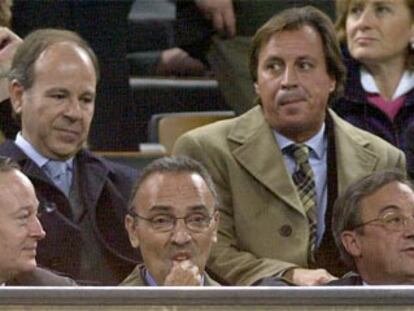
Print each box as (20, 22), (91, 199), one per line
(367, 93), (406, 121)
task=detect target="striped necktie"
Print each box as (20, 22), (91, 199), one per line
(289, 144), (317, 264)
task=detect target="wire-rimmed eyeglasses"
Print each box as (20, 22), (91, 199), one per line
(128, 210), (216, 233)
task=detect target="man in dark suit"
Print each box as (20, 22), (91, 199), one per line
(173, 6), (405, 286)
(122, 156), (219, 286)
(331, 170), (414, 285)
(0, 29), (139, 285)
(0, 156), (74, 286)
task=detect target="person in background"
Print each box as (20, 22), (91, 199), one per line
(0, 0), (21, 142)
(0, 28), (139, 285)
(0, 156), (75, 286)
(331, 170), (414, 285)
(123, 156), (219, 286)
(333, 0), (414, 151)
(173, 6), (405, 286)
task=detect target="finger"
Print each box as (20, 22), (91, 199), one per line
(223, 7), (236, 37)
(212, 12), (224, 34)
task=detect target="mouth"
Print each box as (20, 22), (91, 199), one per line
(354, 37), (377, 45)
(55, 128), (82, 141)
(171, 251), (192, 262)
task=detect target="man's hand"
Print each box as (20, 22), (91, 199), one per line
(195, 0), (236, 38)
(0, 27), (22, 75)
(163, 260), (202, 286)
(0, 27), (22, 102)
(283, 268), (338, 286)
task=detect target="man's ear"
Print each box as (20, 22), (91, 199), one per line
(329, 78), (336, 93)
(125, 215), (140, 248)
(341, 230), (362, 258)
(10, 80), (25, 116)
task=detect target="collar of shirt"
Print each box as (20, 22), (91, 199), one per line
(144, 267), (205, 286)
(15, 132), (74, 170)
(360, 67), (414, 100)
(274, 123), (326, 159)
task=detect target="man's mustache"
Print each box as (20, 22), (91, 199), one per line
(276, 89), (307, 105)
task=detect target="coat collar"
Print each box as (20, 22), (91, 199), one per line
(226, 106), (379, 213)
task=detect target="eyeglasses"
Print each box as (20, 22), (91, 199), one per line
(128, 210), (216, 233)
(351, 212), (414, 232)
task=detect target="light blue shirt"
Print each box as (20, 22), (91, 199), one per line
(15, 132), (74, 182)
(274, 124), (327, 246)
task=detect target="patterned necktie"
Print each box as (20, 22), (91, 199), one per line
(289, 144), (317, 264)
(43, 160), (71, 196)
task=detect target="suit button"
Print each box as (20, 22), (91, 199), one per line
(279, 225), (292, 237)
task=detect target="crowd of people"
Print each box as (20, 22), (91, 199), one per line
(0, 0), (413, 288)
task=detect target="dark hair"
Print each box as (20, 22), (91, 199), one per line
(128, 156), (219, 212)
(332, 170), (411, 270)
(249, 5), (346, 104)
(0, 156), (20, 172)
(335, 0), (414, 70)
(9, 28), (99, 89)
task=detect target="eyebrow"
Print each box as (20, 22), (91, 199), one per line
(376, 204), (400, 215)
(148, 204), (209, 213)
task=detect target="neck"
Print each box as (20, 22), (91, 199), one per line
(363, 58), (406, 100)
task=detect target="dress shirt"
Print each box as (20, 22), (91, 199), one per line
(15, 132), (74, 184)
(361, 68), (414, 100)
(274, 124), (327, 246)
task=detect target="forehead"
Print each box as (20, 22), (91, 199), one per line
(360, 181), (414, 216)
(134, 172), (215, 213)
(33, 42), (97, 84)
(258, 25), (326, 62)
(0, 170), (37, 213)
(349, 0), (410, 8)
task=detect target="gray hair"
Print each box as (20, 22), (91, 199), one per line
(332, 170), (411, 270)
(128, 156), (219, 212)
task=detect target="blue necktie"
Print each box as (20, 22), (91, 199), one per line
(43, 160), (71, 196)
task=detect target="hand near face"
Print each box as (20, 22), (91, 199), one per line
(284, 268), (337, 286)
(0, 27), (21, 102)
(163, 260), (202, 286)
(195, 0), (236, 38)
(0, 27), (22, 74)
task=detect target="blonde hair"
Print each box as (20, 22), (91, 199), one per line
(335, 0), (414, 70)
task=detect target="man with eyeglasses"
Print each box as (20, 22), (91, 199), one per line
(122, 156), (220, 286)
(330, 170), (414, 285)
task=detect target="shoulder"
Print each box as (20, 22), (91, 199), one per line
(331, 110), (403, 154)
(8, 267), (77, 286)
(120, 264), (146, 286)
(77, 149), (139, 182)
(173, 106), (265, 152)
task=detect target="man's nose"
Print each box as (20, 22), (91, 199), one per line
(64, 99), (82, 119)
(170, 219), (192, 245)
(281, 65), (298, 89)
(30, 216), (46, 240)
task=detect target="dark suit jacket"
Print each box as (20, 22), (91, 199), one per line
(120, 264), (220, 286)
(0, 140), (140, 285)
(7, 267), (76, 286)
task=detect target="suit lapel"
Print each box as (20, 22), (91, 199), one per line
(330, 110), (379, 193)
(228, 107), (305, 216)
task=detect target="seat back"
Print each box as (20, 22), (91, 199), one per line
(148, 111), (235, 154)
